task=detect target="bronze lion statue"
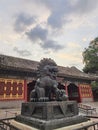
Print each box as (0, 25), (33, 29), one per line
(30, 58), (68, 101)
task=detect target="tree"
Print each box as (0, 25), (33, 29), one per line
(83, 37), (98, 73)
(91, 81), (98, 90)
(91, 81), (98, 101)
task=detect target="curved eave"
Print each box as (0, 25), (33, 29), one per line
(58, 73), (97, 81)
(0, 64), (36, 73)
(0, 64), (98, 81)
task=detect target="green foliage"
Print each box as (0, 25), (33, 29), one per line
(91, 81), (98, 94)
(83, 37), (98, 73)
(91, 81), (98, 90)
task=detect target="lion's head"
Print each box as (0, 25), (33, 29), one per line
(37, 58), (58, 78)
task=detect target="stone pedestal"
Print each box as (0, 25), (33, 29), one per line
(21, 101), (78, 120)
(15, 101), (89, 130)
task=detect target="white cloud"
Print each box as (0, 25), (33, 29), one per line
(0, 0), (98, 70)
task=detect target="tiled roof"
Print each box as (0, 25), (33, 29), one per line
(0, 54), (98, 80)
(0, 54), (38, 72)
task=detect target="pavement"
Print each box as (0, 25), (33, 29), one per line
(83, 101), (98, 113)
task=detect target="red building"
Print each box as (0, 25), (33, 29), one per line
(0, 54), (98, 108)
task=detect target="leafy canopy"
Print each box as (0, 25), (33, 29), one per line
(83, 37), (98, 73)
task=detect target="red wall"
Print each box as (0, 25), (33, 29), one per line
(0, 78), (25, 101)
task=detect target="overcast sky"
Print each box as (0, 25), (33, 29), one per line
(0, 0), (98, 70)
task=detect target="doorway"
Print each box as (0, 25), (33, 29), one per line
(67, 83), (81, 102)
(92, 89), (98, 101)
(27, 80), (36, 101)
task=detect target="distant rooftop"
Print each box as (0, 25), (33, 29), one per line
(0, 54), (98, 81)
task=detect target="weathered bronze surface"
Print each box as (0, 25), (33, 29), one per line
(30, 58), (68, 101)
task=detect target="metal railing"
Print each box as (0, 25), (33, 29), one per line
(0, 118), (20, 130)
(78, 103), (97, 115)
(72, 121), (98, 130)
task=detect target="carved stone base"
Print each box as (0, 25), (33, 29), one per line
(21, 101), (78, 120)
(15, 101), (89, 130)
